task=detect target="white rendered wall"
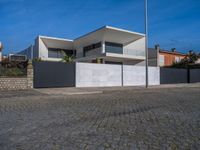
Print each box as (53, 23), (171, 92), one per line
(123, 37), (145, 57)
(76, 62), (160, 87)
(76, 62), (122, 87)
(148, 67), (160, 85)
(123, 65), (160, 86)
(35, 37), (62, 61)
(38, 37), (48, 59)
(123, 65), (145, 86)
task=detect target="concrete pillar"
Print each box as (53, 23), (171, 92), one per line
(27, 61), (33, 89)
(102, 41), (105, 54)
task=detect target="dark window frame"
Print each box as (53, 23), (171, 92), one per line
(105, 41), (123, 54)
(48, 48), (75, 58)
(83, 42), (101, 57)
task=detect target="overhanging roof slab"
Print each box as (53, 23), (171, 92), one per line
(40, 36), (74, 50)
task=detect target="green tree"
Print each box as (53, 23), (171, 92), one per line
(61, 50), (75, 63)
(172, 50), (200, 68)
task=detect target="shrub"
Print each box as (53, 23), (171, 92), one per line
(0, 67), (26, 77)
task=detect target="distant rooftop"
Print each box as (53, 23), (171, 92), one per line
(149, 46), (186, 56)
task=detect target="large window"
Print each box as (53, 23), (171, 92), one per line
(48, 48), (74, 58)
(105, 42), (123, 54)
(83, 42), (101, 57)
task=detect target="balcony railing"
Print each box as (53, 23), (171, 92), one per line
(123, 49), (145, 57)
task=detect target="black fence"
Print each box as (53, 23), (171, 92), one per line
(160, 68), (200, 84)
(33, 61), (75, 88)
(190, 69), (200, 83)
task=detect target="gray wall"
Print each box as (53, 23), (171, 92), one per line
(190, 69), (200, 83)
(34, 62), (75, 88)
(160, 68), (200, 84)
(160, 68), (188, 84)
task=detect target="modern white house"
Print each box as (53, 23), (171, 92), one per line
(19, 26), (148, 66)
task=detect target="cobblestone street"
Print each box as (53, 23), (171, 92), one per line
(0, 86), (200, 150)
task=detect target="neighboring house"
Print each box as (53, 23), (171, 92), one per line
(18, 26), (148, 66)
(148, 45), (186, 67)
(18, 45), (34, 60)
(8, 54), (27, 62)
(159, 49), (186, 66)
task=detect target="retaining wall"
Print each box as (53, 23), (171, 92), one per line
(0, 78), (28, 90)
(0, 63), (33, 90)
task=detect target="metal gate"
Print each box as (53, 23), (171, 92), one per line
(160, 68), (188, 84)
(33, 61), (75, 88)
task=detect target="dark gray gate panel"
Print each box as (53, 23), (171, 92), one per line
(160, 68), (188, 84)
(34, 62), (75, 88)
(190, 69), (200, 83)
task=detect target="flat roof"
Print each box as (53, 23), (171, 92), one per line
(37, 26), (145, 49)
(74, 26), (145, 41)
(39, 35), (73, 42)
(74, 26), (145, 47)
(39, 36), (74, 50)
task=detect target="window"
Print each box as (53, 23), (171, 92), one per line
(48, 48), (74, 58)
(159, 55), (165, 66)
(83, 42), (101, 57)
(175, 56), (181, 62)
(105, 42), (123, 54)
(105, 61), (122, 65)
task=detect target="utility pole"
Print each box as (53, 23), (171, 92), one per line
(145, 0), (149, 88)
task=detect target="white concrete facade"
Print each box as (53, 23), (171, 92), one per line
(18, 26), (146, 65)
(76, 62), (160, 87)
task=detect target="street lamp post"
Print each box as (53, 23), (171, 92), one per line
(145, 0), (149, 88)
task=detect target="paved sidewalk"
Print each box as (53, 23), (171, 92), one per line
(36, 83), (200, 95)
(0, 85), (199, 149)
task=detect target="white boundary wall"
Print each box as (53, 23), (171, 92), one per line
(76, 63), (122, 87)
(76, 62), (160, 87)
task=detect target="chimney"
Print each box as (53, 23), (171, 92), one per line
(155, 44), (160, 51)
(171, 48), (176, 52)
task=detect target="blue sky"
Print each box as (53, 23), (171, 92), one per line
(0, 0), (200, 54)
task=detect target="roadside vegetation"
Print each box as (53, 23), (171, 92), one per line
(61, 50), (75, 63)
(0, 58), (27, 77)
(171, 51), (200, 68)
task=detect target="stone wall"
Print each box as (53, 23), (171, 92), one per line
(0, 78), (28, 90)
(0, 62), (33, 90)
